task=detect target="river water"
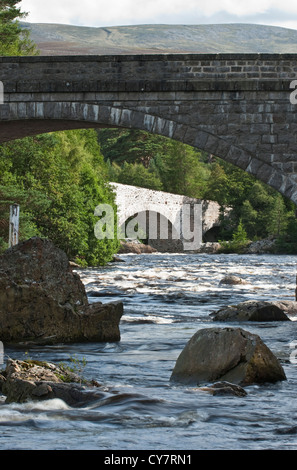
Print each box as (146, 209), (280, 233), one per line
(1, 252), (297, 451)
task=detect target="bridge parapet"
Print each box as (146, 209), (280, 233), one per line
(0, 53), (296, 87)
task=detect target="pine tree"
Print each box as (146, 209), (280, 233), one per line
(240, 199), (258, 238)
(232, 219), (248, 243)
(267, 194), (288, 237)
(0, 1), (38, 55)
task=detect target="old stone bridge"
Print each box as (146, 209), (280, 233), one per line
(111, 182), (223, 251)
(1, 53), (297, 202)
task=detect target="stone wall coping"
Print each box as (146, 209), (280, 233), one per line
(2, 80), (291, 92)
(1, 53), (297, 63)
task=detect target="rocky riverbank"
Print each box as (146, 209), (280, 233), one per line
(0, 237), (123, 345)
(198, 238), (278, 254)
(117, 238), (280, 255)
(118, 240), (157, 254)
(0, 358), (104, 405)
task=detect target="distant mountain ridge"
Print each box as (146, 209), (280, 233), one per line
(21, 22), (297, 55)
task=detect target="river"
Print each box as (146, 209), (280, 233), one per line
(1, 252), (297, 451)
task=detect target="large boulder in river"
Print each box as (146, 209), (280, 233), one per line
(0, 237), (123, 344)
(170, 327), (286, 386)
(210, 300), (291, 322)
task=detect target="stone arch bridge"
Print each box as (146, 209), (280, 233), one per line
(111, 182), (223, 251)
(1, 54), (297, 202)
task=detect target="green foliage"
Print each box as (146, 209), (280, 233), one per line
(266, 194), (289, 237)
(0, 1), (38, 56)
(274, 215), (297, 253)
(203, 162), (229, 206)
(97, 128), (297, 252)
(0, 130), (119, 265)
(58, 355), (88, 384)
(236, 181), (290, 240)
(99, 129), (210, 197)
(97, 129), (166, 166)
(219, 219), (250, 253)
(240, 200), (258, 238)
(154, 140), (210, 197)
(109, 160), (163, 190)
(232, 219), (248, 242)
(203, 159), (295, 244)
(203, 159), (255, 209)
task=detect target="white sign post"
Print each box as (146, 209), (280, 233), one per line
(0, 341), (3, 365)
(9, 204), (20, 247)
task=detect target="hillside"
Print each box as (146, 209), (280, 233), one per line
(21, 22), (297, 55)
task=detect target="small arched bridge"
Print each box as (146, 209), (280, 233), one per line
(111, 182), (223, 251)
(1, 54), (297, 202)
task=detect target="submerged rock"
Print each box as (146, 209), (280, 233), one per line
(170, 327), (286, 386)
(196, 381), (247, 397)
(219, 275), (247, 285)
(0, 359), (104, 405)
(0, 237), (123, 344)
(111, 255), (125, 262)
(210, 300), (291, 322)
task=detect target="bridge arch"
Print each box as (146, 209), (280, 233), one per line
(117, 203), (179, 230)
(119, 208), (184, 252)
(1, 54), (297, 203)
(1, 101), (289, 202)
(112, 182), (185, 244)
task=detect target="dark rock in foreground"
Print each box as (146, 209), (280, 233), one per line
(210, 300), (291, 322)
(0, 359), (104, 405)
(170, 327), (286, 386)
(0, 237), (123, 344)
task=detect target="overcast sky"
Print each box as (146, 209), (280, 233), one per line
(21, 0), (297, 31)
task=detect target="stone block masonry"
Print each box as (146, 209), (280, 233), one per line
(1, 53), (297, 203)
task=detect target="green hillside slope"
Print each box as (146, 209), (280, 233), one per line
(21, 22), (297, 55)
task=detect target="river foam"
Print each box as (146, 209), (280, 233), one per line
(1, 253), (297, 450)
